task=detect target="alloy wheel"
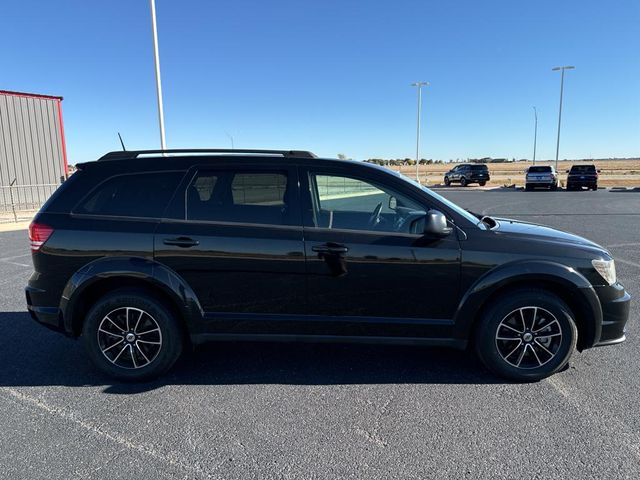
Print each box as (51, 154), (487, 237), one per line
(495, 306), (563, 369)
(97, 307), (163, 369)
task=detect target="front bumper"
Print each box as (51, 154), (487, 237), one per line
(594, 283), (631, 346)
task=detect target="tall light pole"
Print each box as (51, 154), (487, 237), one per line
(411, 81), (429, 182)
(552, 65), (575, 169)
(532, 106), (538, 165)
(150, 0), (167, 150)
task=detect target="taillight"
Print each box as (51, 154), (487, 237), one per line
(29, 222), (54, 252)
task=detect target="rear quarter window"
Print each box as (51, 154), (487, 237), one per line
(74, 171), (184, 218)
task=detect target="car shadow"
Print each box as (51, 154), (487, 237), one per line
(0, 311), (503, 394)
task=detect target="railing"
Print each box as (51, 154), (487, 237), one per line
(0, 181), (60, 223)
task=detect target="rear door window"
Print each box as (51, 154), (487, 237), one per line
(185, 169), (294, 225)
(75, 172), (184, 218)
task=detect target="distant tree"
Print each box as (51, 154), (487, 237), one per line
(337, 153), (347, 160)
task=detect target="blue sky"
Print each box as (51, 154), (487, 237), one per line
(1, 0), (638, 163)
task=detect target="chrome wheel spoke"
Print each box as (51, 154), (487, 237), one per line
(137, 328), (160, 336)
(500, 323), (523, 335)
(102, 338), (124, 353)
(105, 315), (125, 332)
(111, 344), (128, 364)
(135, 342), (151, 364)
(98, 328), (123, 339)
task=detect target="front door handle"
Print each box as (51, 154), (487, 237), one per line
(163, 237), (199, 248)
(312, 243), (349, 254)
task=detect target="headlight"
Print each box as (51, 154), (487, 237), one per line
(592, 259), (616, 285)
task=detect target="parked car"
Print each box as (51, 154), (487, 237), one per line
(566, 164), (600, 191)
(444, 164), (490, 187)
(26, 149), (629, 382)
(525, 165), (558, 190)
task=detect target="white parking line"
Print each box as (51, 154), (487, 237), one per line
(616, 258), (640, 269)
(0, 253), (31, 268)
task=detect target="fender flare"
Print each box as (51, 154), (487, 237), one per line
(60, 256), (203, 335)
(454, 260), (602, 348)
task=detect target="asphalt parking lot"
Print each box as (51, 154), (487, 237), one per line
(0, 189), (638, 479)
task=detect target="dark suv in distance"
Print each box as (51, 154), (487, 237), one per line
(443, 164), (490, 187)
(566, 164), (600, 191)
(26, 149), (630, 382)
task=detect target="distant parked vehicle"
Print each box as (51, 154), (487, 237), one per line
(444, 164), (490, 187)
(566, 165), (600, 191)
(525, 166), (558, 191)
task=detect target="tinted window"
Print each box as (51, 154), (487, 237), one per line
(310, 173), (425, 233)
(570, 165), (596, 173)
(469, 165), (488, 171)
(76, 172), (183, 218)
(529, 166), (552, 173)
(186, 170), (291, 225)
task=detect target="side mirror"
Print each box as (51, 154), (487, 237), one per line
(597, 169), (601, 173)
(565, 170), (570, 173)
(388, 196), (397, 210)
(424, 209), (453, 237)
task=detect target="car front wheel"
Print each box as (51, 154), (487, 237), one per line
(444, 176), (450, 186)
(475, 289), (577, 382)
(82, 289), (183, 381)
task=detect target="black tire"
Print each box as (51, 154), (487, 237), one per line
(591, 185), (598, 191)
(479, 181), (486, 186)
(525, 184), (533, 191)
(82, 289), (183, 381)
(566, 184), (574, 191)
(474, 289), (577, 382)
(444, 176), (450, 186)
(460, 177), (467, 187)
(550, 183), (558, 191)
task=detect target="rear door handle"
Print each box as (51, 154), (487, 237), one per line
(163, 237), (199, 248)
(312, 243), (349, 254)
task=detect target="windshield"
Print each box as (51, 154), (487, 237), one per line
(389, 170), (487, 229)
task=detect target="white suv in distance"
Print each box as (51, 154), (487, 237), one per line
(525, 165), (558, 191)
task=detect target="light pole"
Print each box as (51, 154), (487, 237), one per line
(411, 81), (429, 182)
(532, 106), (538, 165)
(149, 0), (167, 150)
(552, 65), (575, 170)
(225, 132), (235, 149)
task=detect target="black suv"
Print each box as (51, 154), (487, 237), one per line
(26, 149), (630, 382)
(444, 164), (490, 187)
(566, 164), (600, 191)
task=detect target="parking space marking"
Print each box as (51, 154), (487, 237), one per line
(0, 253), (30, 268)
(1, 388), (217, 479)
(615, 258), (640, 270)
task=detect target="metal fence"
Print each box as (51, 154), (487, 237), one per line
(0, 182), (59, 223)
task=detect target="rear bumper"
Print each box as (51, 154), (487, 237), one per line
(25, 285), (67, 335)
(593, 283), (631, 346)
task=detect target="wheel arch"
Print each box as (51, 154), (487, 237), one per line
(60, 257), (203, 337)
(455, 260), (602, 350)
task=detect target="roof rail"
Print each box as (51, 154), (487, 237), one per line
(97, 149), (317, 161)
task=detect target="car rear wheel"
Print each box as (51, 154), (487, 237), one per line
(460, 177), (467, 187)
(82, 289), (183, 381)
(479, 181), (486, 186)
(525, 184), (533, 191)
(475, 289), (577, 382)
(444, 176), (450, 186)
